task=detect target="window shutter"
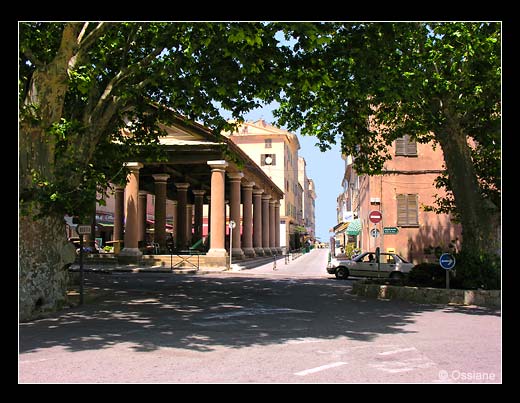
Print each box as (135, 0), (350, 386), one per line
(395, 137), (406, 156)
(397, 194), (419, 226)
(407, 194), (419, 225)
(395, 135), (417, 156)
(397, 194), (408, 225)
(405, 136), (418, 156)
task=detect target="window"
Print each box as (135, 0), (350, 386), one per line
(264, 139), (272, 148)
(395, 135), (418, 156)
(396, 194), (419, 226)
(261, 154), (276, 166)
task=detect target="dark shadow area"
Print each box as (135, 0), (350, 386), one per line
(19, 272), (501, 355)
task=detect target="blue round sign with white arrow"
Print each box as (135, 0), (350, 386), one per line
(439, 253), (456, 270)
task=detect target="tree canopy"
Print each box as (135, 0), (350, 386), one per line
(19, 22), (289, 219)
(274, 22), (500, 254)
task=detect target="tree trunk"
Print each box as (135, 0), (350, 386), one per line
(435, 119), (499, 256)
(19, 212), (76, 322)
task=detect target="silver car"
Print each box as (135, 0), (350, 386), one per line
(327, 251), (414, 280)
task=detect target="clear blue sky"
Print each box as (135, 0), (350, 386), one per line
(222, 102), (345, 242)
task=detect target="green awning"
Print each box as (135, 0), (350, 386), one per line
(346, 218), (361, 235)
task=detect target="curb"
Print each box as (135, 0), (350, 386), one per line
(352, 282), (501, 308)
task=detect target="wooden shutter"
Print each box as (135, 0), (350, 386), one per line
(397, 194), (408, 225)
(395, 135), (417, 156)
(407, 194), (419, 225)
(405, 136), (418, 156)
(397, 194), (419, 226)
(395, 137), (406, 156)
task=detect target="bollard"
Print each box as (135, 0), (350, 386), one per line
(273, 254), (277, 270)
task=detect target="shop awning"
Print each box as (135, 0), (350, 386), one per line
(333, 222), (349, 234)
(346, 218), (361, 235)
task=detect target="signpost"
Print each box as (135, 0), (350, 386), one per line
(370, 228), (380, 238)
(439, 253), (456, 289)
(229, 220), (236, 270)
(369, 210), (382, 224)
(76, 224), (91, 305)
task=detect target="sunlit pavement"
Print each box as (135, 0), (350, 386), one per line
(19, 249), (501, 384)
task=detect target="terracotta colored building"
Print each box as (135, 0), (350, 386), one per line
(336, 135), (462, 264)
(224, 119), (316, 250)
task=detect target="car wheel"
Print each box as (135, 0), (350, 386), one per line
(336, 267), (349, 280)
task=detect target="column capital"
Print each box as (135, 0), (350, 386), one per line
(175, 182), (190, 190)
(138, 190), (148, 197)
(262, 194), (272, 201)
(253, 188), (264, 196)
(124, 162), (144, 171)
(207, 160), (228, 171)
(152, 173), (170, 183)
(242, 181), (255, 189)
(192, 189), (206, 197)
(228, 172), (244, 181)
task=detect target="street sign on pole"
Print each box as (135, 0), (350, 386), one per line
(439, 253), (456, 289)
(370, 228), (380, 238)
(77, 225), (91, 235)
(439, 253), (456, 270)
(369, 211), (382, 224)
(383, 227), (399, 234)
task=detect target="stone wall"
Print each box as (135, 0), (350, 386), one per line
(352, 282), (501, 308)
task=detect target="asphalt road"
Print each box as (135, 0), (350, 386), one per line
(19, 249), (501, 384)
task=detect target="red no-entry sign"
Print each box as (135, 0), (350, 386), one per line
(369, 210), (382, 224)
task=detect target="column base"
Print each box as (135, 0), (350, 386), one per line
(254, 247), (265, 257)
(206, 248), (228, 258)
(231, 248), (245, 260)
(242, 247), (256, 258)
(263, 248), (272, 256)
(118, 248), (143, 264)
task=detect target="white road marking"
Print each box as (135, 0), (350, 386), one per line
(19, 358), (50, 364)
(285, 338), (325, 345)
(203, 306), (312, 320)
(295, 362), (348, 376)
(378, 347), (417, 355)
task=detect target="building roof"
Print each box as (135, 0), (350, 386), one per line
(224, 119), (301, 150)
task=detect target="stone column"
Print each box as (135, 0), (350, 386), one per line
(137, 191), (148, 245)
(206, 161), (228, 257)
(193, 190), (205, 246)
(262, 194), (271, 255)
(252, 188), (264, 256)
(171, 200), (178, 245)
(269, 199), (276, 255)
(153, 174), (170, 250)
(175, 183), (190, 250)
(274, 199), (282, 254)
(186, 204), (193, 246)
(206, 196), (211, 239)
(120, 162), (143, 260)
(113, 185), (125, 243)
(241, 181), (255, 258)
(228, 172), (245, 260)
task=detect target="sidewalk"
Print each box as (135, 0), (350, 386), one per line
(69, 250), (316, 275)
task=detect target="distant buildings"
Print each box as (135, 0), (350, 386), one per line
(224, 119), (317, 250)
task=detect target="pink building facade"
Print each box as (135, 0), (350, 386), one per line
(341, 136), (462, 264)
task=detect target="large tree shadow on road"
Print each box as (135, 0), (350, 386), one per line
(19, 272), (501, 354)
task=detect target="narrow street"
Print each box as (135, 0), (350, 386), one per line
(19, 249), (501, 383)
